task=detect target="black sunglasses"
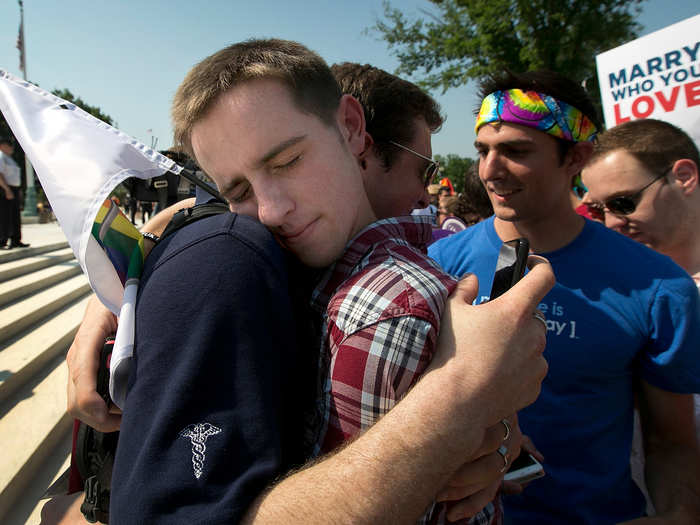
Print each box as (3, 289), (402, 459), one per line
(585, 169), (669, 219)
(388, 140), (440, 187)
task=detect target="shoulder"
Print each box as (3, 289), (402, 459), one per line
(329, 242), (455, 330)
(428, 218), (495, 271)
(139, 213), (291, 322)
(145, 213), (286, 280)
(160, 212), (280, 258)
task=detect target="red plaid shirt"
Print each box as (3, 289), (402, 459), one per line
(308, 216), (497, 525)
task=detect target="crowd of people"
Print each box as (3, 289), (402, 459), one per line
(37, 37), (699, 525)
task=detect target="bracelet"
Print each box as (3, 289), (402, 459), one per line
(142, 231), (160, 243)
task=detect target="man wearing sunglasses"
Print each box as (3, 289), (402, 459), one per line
(581, 118), (700, 285)
(331, 62), (441, 221)
(582, 117), (700, 510)
(429, 71), (700, 524)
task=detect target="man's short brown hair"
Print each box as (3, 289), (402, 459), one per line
(172, 39), (341, 157)
(331, 62), (443, 170)
(590, 118), (700, 177)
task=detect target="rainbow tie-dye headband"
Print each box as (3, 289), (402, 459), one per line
(475, 89), (597, 142)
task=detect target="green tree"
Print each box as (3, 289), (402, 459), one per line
(374, 0), (643, 94)
(51, 88), (114, 125)
(435, 153), (474, 193)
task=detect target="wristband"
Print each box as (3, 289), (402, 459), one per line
(142, 231), (160, 243)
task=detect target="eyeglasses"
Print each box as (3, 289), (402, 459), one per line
(389, 140), (440, 187)
(585, 169), (669, 220)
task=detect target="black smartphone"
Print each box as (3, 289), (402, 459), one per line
(489, 238), (530, 300)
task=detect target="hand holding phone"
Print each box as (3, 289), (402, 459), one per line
(503, 452), (545, 484)
(489, 239), (546, 486)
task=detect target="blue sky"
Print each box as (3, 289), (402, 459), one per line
(0, 0), (698, 158)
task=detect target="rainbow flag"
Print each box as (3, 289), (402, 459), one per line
(92, 199), (145, 285)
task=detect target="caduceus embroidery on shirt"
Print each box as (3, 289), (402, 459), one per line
(179, 422), (222, 479)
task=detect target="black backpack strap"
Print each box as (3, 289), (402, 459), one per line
(80, 452), (113, 523)
(159, 201), (230, 242)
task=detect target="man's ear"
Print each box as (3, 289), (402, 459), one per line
(670, 159), (699, 196)
(357, 132), (376, 170)
(337, 94), (367, 157)
(359, 132), (374, 159)
(565, 141), (594, 177)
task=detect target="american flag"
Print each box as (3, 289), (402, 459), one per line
(16, 1), (25, 75)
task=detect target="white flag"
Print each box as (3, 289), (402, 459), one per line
(0, 69), (180, 311)
(0, 69), (182, 407)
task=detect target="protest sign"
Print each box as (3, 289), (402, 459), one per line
(596, 14), (700, 143)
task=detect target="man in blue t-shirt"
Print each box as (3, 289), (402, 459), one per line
(429, 71), (700, 524)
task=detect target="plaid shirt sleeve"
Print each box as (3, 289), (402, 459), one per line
(321, 314), (435, 451)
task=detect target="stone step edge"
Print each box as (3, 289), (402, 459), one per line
(0, 413), (73, 520)
(5, 435), (72, 525)
(0, 357), (73, 519)
(0, 275), (91, 345)
(0, 241), (69, 265)
(0, 261), (82, 308)
(0, 248), (76, 283)
(0, 296), (90, 406)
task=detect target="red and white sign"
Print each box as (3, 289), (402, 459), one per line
(596, 14), (700, 144)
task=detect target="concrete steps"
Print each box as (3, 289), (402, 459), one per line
(0, 260), (83, 307)
(4, 439), (72, 525)
(0, 274), (91, 345)
(0, 242), (72, 267)
(0, 355), (74, 521)
(0, 296), (91, 405)
(0, 233), (95, 524)
(0, 247), (76, 283)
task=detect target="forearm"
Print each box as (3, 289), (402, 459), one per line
(243, 365), (489, 524)
(644, 443), (700, 521)
(66, 295), (121, 431)
(639, 383), (700, 522)
(140, 197), (195, 236)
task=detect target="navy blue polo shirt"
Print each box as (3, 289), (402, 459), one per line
(111, 212), (310, 523)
